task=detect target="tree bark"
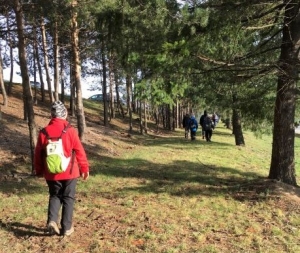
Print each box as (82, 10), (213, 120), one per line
(5, 10), (14, 96)
(126, 74), (133, 133)
(53, 20), (59, 101)
(176, 99), (179, 129)
(60, 48), (66, 103)
(13, 0), (37, 174)
(69, 59), (76, 116)
(144, 99), (147, 134)
(32, 19), (38, 105)
(40, 17), (54, 103)
(269, 1), (300, 186)
(101, 42), (109, 127)
(0, 50), (8, 107)
(34, 19), (45, 102)
(232, 108), (245, 146)
(71, 0), (85, 140)
(32, 43), (37, 104)
(114, 67), (125, 117)
(108, 55), (115, 119)
(139, 99), (143, 134)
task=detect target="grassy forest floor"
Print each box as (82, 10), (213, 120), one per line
(1, 85), (300, 252)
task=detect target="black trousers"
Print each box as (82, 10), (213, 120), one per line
(191, 130), (196, 140)
(205, 129), (212, 141)
(46, 179), (77, 232)
(184, 126), (189, 138)
(201, 127), (205, 138)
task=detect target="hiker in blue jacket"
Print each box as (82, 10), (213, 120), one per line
(189, 114), (198, 141)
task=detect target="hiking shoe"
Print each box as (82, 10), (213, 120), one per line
(47, 221), (60, 235)
(64, 226), (74, 236)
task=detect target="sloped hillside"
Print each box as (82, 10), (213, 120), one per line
(0, 84), (159, 178)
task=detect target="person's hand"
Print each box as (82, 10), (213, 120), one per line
(81, 172), (89, 180)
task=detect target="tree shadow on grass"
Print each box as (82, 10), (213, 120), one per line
(91, 155), (299, 204)
(90, 155), (269, 201)
(140, 136), (232, 149)
(0, 172), (46, 196)
(0, 113), (31, 156)
(0, 220), (50, 237)
(214, 129), (233, 136)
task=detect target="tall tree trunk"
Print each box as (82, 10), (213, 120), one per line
(13, 0), (37, 174)
(167, 105), (171, 130)
(53, 20), (59, 101)
(114, 68), (125, 117)
(101, 43), (109, 126)
(269, 1), (300, 186)
(40, 17), (54, 103)
(108, 56), (115, 119)
(126, 74), (133, 132)
(32, 44), (37, 104)
(5, 10), (14, 96)
(34, 20), (45, 102)
(71, 0), (85, 140)
(172, 105), (176, 131)
(0, 50), (8, 107)
(70, 60), (76, 116)
(232, 108), (245, 146)
(155, 107), (159, 132)
(232, 93), (245, 146)
(143, 99), (147, 134)
(176, 99), (179, 129)
(139, 99), (143, 134)
(60, 48), (66, 103)
(32, 19), (38, 105)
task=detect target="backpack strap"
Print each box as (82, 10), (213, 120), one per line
(41, 122), (71, 140)
(61, 123), (75, 174)
(61, 123), (71, 136)
(40, 128), (49, 139)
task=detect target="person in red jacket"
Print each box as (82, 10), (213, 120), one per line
(34, 101), (89, 236)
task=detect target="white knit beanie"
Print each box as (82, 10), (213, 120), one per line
(51, 101), (67, 118)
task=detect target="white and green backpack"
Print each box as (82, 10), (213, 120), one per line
(41, 124), (72, 174)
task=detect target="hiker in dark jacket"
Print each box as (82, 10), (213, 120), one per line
(212, 112), (219, 127)
(203, 115), (214, 142)
(199, 110), (207, 139)
(182, 113), (190, 138)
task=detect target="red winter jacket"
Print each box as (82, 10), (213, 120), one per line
(34, 118), (89, 180)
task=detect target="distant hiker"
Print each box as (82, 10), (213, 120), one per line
(34, 101), (89, 237)
(212, 112), (219, 126)
(203, 114), (214, 142)
(189, 114), (198, 140)
(182, 113), (190, 138)
(199, 110), (207, 139)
